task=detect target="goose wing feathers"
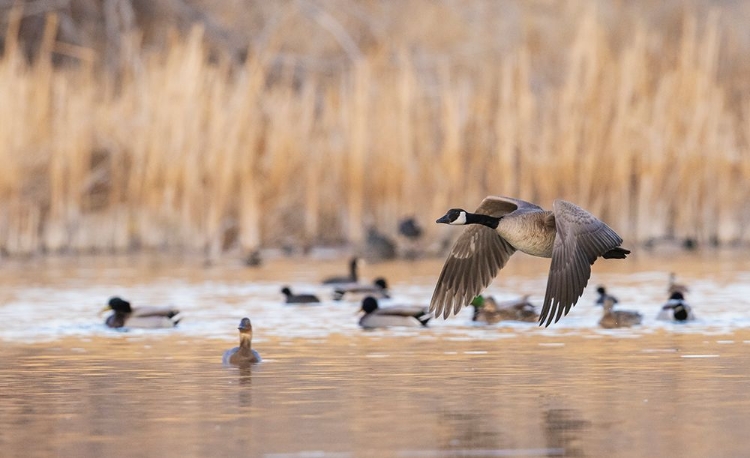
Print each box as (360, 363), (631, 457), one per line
(430, 196), (524, 319)
(540, 200), (624, 326)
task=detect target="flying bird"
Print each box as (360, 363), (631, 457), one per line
(430, 196), (630, 326)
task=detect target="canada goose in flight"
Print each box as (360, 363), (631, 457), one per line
(657, 291), (695, 322)
(322, 257), (362, 285)
(280, 286), (321, 304)
(594, 285), (619, 306)
(598, 296), (642, 329)
(223, 318), (261, 366)
(431, 196), (630, 327)
(101, 297), (181, 329)
(358, 296), (431, 329)
(333, 278), (389, 301)
(470, 295), (539, 324)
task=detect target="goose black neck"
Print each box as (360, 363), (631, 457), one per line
(466, 212), (500, 229)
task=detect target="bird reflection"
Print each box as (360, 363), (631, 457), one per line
(437, 410), (506, 450)
(543, 408), (590, 457)
(237, 366), (253, 407)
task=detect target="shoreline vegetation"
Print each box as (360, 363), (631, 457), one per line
(1, 1), (749, 257)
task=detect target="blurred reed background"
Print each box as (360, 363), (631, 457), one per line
(0, 0), (749, 257)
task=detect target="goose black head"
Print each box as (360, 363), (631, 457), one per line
(436, 209), (468, 225)
(107, 297), (132, 314)
(360, 296), (379, 314)
(238, 317), (253, 333)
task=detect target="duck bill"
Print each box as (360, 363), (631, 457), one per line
(98, 306), (112, 316)
(436, 214), (451, 224)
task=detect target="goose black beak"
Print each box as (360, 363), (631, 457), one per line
(436, 214), (451, 224)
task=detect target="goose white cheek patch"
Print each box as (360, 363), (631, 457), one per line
(450, 211), (467, 225)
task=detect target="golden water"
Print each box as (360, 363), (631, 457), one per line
(2, 333), (750, 457)
(1, 252), (749, 457)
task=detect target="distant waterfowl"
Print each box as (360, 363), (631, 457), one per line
(333, 278), (389, 301)
(594, 285), (619, 306)
(365, 227), (397, 261)
(358, 296), (431, 329)
(280, 286), (321, 304)
(398, 216), (424, 259)
(223, 317), (261, 366)
(430, 196), (630, 327)
(101, 297), (181, 329)
(470, 295), (539, 324)
(598, 296), (642, 329)
(667, 272), (689, 295)
(657, 291), (695, 322)
(244, 249), (262, 267)
(398, 217), (423, 240)
(322, 257), (361, 285)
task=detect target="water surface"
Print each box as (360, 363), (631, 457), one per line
(0, 251), (749, 457)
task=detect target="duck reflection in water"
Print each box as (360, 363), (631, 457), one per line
(543, 408), (590, 457)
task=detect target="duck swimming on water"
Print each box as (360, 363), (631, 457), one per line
(280, 286), (321, 304)
(223, 318), (261, 366)
(322, 257), (362, 285)
(657, 291), (695, 322)
(358, 296), (431, 329)
(333, 278), (389, 301)
(598, 296), (642, 329)
(470, 295), (539, 324)
(101, 297), (181, 329)
(430, 196), (630, 327)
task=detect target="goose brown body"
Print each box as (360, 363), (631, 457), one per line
(431, 196), (630, 327)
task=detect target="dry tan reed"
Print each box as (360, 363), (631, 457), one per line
(0, 3), (749, 256)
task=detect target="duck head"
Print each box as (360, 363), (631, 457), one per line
(470, 295), (485, 320)
(360, 296), (379, 314)
(238, 317), (253, 334)
(470, 295), (486, 309)
(103, 297), (132, 315)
